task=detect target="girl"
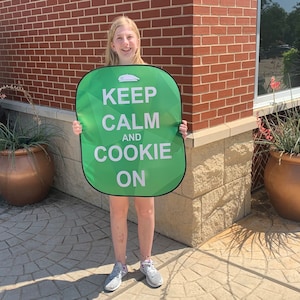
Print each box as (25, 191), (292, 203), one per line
(73, 16), (188, 292)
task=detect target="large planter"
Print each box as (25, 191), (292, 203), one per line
(0, 146), (54, 206)
(264, 150), (300, 222)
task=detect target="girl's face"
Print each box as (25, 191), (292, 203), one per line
(111, 25), (139, 65)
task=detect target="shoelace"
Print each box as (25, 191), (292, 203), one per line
(142, 262), (156, 275)
(110, 263), (126, 279)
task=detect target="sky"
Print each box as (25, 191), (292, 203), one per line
(274, 0), (298, 12)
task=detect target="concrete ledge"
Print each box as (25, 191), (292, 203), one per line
(185, 116), (257, 148)
(254, 97), (300, 117)
(1, 99), (76, 122)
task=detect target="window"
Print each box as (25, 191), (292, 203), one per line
(255, 0), (300, 108)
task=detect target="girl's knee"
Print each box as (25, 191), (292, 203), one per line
(136, 206), (154, 219)
(109, 196), (129, 218)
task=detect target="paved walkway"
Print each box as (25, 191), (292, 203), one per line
(0, 189), (300, 300)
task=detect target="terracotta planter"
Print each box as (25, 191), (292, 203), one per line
(264, 150), (300, 222)
(0, 146), (54, 206)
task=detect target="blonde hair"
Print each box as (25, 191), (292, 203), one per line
(105, 16), (145, 66)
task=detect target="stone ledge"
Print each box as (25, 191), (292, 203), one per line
(1, 99), (75, 122)
(254, 97), (300, 117)
(185, 116), (257, 148)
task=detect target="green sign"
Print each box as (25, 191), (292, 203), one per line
(76, 65), (186, 196)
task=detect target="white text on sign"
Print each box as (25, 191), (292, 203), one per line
(102, 87), (157, 105)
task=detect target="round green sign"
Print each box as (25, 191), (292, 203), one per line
(76, 65), (186, 196)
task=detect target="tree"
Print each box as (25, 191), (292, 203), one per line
(286, 3), (300, 50)
(260, 3), (287, 51)
(261, 0), (272, 10)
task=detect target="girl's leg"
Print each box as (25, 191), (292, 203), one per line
(134, 197), (155, 261)
(134, 197), (163, 288)
(109, 195), (129, 264)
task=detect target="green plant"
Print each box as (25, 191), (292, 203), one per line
(256, 105), (300, 156)
(0, 115), (60, 152)
(283, 48), (300, 88)
(0, 83), (63, 159)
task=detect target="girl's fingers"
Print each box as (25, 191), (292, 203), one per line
(72, 121), (82, 135)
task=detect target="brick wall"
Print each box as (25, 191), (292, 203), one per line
(0, 0), (257, 132)
(191, 0), (257, 130)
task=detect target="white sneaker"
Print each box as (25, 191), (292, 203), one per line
(140, 260), (163, 288)
(104, 262), (128, 292)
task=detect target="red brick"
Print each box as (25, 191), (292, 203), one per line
(202, 110), (217, 119)
(234, 86), (248, 96)
(228, 8), (243, 16)
(220, 17), (235, 25)
(194, 84), (210, 94)
(152, 18), (171, 28)
(234, 103), (248, 112)
(142, 9), (161, 19)
(132, 1), (150, 10)
(191, 45), (206, 57)
(211, 99), (226, 109)
(236, 17), (251, 25)
(163, 27), (182, 37)
(243, 26), (256, 34)
(201, 91), (218, 104)
(218, 88), (233, 99)
(211, 26), (226, 35)
(235, 53), (249, 61)
(210, 116), (225, 127)
(193, 5), (210, 15)
(227, 26), (242, 34)
(225, 113), (240, 123)
(241, 77), (254, 86)
(161, 7), (182, 17)
(202, 16), (219, 25)
(211, 7), (227, 16)
(218, 106), (233, 116)
(234, 69), (249, 79)
(236, 36), (249, 43)
(228, 45), (242, 53)
(116, 3), (131, 12)
(220, 0), (235, 6)
(237, 0), (252, 8)
(210, 81), (226, 91)
(227, 79), (241, 88)
(211, 45), (227, 54)
(202, 56), (219, 65)
(202, 36), (218, 45)
(192, 103), (209, 114)
(219, 36), (234, 44)
(243, 43), (256, 52)
(172, 15), (193, 26)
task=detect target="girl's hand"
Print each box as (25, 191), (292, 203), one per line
(72, 120), (82, 135)
(179, 120), (188, 140)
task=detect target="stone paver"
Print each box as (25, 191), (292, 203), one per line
(0, 189), (300, 299)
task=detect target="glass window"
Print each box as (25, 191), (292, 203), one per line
(255, 0), (300, 108)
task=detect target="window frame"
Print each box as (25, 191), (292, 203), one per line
(254, 0), (300, 109)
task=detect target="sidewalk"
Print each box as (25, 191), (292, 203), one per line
(0, 189), (300, 300)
